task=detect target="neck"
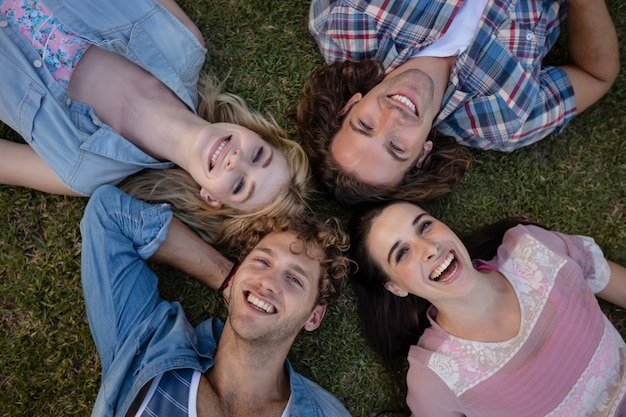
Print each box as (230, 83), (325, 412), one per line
(386, 55), (455, 114)
(434, 269), (520, 342)
(121, 90), (210, 169)
(203, 325), (291, 413)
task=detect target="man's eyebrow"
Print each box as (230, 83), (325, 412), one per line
(348, 121), (408, 162)
(386, 213), (427, 265)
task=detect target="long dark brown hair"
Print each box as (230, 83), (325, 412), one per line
(349, 200), (538, 364)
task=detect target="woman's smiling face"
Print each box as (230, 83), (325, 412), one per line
(366, 202), (474, 302)
(190, 122), (290, 213)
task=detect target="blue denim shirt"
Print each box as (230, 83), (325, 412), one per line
(0, 0), (206, 195)
(80, 185), (351, 417)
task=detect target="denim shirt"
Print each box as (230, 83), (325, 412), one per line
(0, 0), (206, 195)
(80, 186), (351, 417)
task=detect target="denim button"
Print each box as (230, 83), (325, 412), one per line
(33, 60), (43, 68)
(0, 20), (8, 28)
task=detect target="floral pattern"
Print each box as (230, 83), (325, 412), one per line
(0, 0), (90, 88)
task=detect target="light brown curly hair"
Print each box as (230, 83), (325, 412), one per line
(237, 212), (351, 307)
(295, 59), (472, 207)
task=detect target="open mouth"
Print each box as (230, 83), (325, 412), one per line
(429, 251), (458, 283)
(245, 292), (276, 314)
(389, 94), (418, 116)
(209, 136), (231, 171)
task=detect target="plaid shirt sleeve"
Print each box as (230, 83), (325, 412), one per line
(436, 0), (576, 151)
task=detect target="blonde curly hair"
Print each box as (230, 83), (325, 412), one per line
(121, 75), (311, 251)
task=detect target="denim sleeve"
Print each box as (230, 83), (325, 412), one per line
(80, 185), (173, 370)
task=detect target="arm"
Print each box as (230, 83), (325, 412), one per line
(0, 139), (81, 195)
(149, 216), (235, 292)
(596, 261), (626, 309)
(559, 0), (619, 113)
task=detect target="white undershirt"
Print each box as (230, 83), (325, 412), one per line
(413, 0), (489, 58)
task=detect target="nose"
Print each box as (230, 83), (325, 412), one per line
(225, 148), (241, 170)
(256, 269), (280, 294)
(419, 239), (440, 262)
(374, 106), (407, 137)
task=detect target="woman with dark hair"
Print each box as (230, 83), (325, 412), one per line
(350, 200), (626, 416)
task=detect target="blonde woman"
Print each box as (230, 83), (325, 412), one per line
(0, 0), (310, 248)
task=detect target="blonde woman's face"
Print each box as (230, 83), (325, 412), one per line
(191, 123), (290, 212)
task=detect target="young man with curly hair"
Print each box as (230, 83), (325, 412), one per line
(80, 185), (351, 417)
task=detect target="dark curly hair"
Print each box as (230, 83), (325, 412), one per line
(295, 59), (472, 207)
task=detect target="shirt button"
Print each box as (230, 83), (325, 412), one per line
(33, 60), (43, 68)
(0, 20), (8, 28)
(66, 98), (72, 106)
(526, 32), (535, 41)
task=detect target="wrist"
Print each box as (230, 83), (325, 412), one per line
(218, 262), (239, 293)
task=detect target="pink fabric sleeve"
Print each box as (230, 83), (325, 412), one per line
(508, 225), (611, 294)
(406, 348), (466, 417)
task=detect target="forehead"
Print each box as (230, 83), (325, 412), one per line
(368, 203), (426, 247)
(373, 203), (426, 230)
(253, 231), (324, 269)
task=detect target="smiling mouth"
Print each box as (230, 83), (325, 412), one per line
(209, 136), (231, 171)
(429, 252), (458, 282)
(246, 292), (276, 314)
(389, 94), (418, 116)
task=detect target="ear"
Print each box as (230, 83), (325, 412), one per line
(338, 93), (363, 117)
(414, 140), (434, 169)
(200, 187), (222, 209)
(384, 281), (409, 298)
(303, 305), (326, 332)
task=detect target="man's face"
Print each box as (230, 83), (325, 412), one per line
(226, 232), (326, 344)
(331, 69), (436, 186)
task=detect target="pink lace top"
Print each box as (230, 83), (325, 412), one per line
(406, 225), (626, 416)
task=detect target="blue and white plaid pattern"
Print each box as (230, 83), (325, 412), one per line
(310, 0), (577, 151)
(139, 369), (195, 417)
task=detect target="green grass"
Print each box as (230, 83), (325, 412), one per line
(1, 1), (625, 415)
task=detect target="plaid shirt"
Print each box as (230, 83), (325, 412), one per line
(309, 0), (577, 151)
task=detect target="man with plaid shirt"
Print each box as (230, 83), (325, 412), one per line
(296, 0), (619, 204)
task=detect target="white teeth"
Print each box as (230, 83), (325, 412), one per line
(210, 139), (228, 168)
(390, 94), (416, 114)
(247, 293), (276, 313)
(430, 252), (454, 281)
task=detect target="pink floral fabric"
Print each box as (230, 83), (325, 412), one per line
(1, 0), (90, 88)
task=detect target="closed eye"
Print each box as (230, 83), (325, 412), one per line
(359, 120), (373, 131)
(389, 141), (403, 153)
(253, 147), (264, 163)
(233, 177), (245, 195)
